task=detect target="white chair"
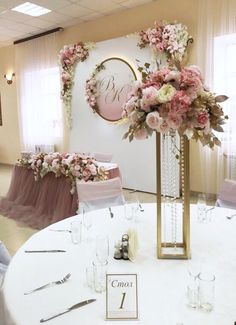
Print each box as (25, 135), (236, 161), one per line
(94, 153), (113, 163)
(215, 179), (236, 209)
(0, 242), (11, 287)
(76, 177), (125, 212)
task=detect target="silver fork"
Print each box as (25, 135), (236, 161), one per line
(139, 203), (144, 212)
(226, 213), (236, 220)
(109, 207), (114, 218)
(24, 273), (71, 295)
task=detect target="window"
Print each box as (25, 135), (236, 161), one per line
(214, 34), (236, 149)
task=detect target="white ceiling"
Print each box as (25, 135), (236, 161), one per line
(0, 0), (154, 47)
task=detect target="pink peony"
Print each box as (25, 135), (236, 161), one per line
(180, 66), (203, 90)
(149, 67), (171, 84)
(146, 112), (161, 130)
(134, 128), (148, 140)
(167, 113), (183, 129)
(170, 90), (191, 114)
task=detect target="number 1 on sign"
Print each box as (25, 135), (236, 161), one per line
(119, 292), (126, 309)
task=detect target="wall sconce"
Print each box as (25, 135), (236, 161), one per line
(4, 73), (15, 84)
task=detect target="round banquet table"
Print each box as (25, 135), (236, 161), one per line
(1, 204), (236, 325)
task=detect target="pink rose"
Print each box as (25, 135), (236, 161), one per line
(159, 120), (170, 133)
(88, 164), (97, 175)
(134, 128), (148, 140)
(197, 112), (209, 127)
(130, 111), (139, 124)
(123, 96), (138, 114)
(146, 112), (161, 130)
(83, 169), (91, 180)
(141, 86), (159, 111)
(37, 160), (42, 167)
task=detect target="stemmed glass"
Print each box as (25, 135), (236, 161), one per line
(197, 193), (207, 223)
(80, 203), (92, 241)
(124, 192), (140, 222)
(95, 235), (109, 264)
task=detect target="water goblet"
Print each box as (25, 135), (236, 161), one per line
(96, 235), (109, 264)
(70, 220), (82, 244)
(82, 207), (92, 241)
(197, 193), (207, 223)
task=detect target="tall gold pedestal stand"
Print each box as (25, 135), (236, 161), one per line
(156, 132), (191, 259)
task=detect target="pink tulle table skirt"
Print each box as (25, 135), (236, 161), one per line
(0, 165), (120, 230)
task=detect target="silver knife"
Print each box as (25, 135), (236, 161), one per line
(49, 229), (72, 233)
(40, 299), (96, 322)
(24, 250), (66, 253)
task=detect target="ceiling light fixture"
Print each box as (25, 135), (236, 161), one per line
(11, 2), (51, 17)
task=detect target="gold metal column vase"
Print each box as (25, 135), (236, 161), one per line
(121, 22), (228, 260)
(156, 132), (190, 259)
(122, 62), (228, 260)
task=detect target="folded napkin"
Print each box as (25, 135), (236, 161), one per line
(127, 228), (139, 262)
(0, 242), (11, 266)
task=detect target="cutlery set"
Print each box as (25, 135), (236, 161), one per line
(23, 271), (96, 322)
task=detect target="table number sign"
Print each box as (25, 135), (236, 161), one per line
(106, 273), (138, 320)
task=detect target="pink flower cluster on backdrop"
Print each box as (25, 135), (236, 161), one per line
(138, 21), (192, 62)
(59, 42), (91, 127)
(122, 65), (228, 147)
(18, 153), (108, 194)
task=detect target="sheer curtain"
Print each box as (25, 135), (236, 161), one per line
(16, 33), (63, 152)
(197, 0), (236, 194)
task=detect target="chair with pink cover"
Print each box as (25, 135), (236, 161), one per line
(215, 179), (236, 209)
(94, 153), (113, 163)
(0, 241), (11, 287)
(76, 177), (125, 212)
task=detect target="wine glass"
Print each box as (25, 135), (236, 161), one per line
(197, 193), (207, 223)
(124, 191), (140, 222)
(81, 205), (92, 241)
(96, 235), (109, 264)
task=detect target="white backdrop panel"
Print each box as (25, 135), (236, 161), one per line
(70, 36), (156, 192)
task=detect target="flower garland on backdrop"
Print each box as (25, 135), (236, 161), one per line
(85, 62), (105, 114)
(59, 42), (94, 128)
(137, 21), (193, 62)
(17, 153), (108, 194)
(122, 63), (228, 148)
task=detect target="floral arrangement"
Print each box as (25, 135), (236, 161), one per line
(59, 42), (94, 128)
(137, 21), (193, 62)
(122, 64), (228, 148)
(85, 62), (105, 114)
(17, 152), (108, 194)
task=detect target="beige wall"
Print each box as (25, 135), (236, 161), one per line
(0, 46), (21, 164)
(0, 0), (215, 193)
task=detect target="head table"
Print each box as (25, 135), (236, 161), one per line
(1, 204), (236, 325)
(0, 162), (120, 229)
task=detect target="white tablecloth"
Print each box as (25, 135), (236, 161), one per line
(1, 204), (236, 325)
